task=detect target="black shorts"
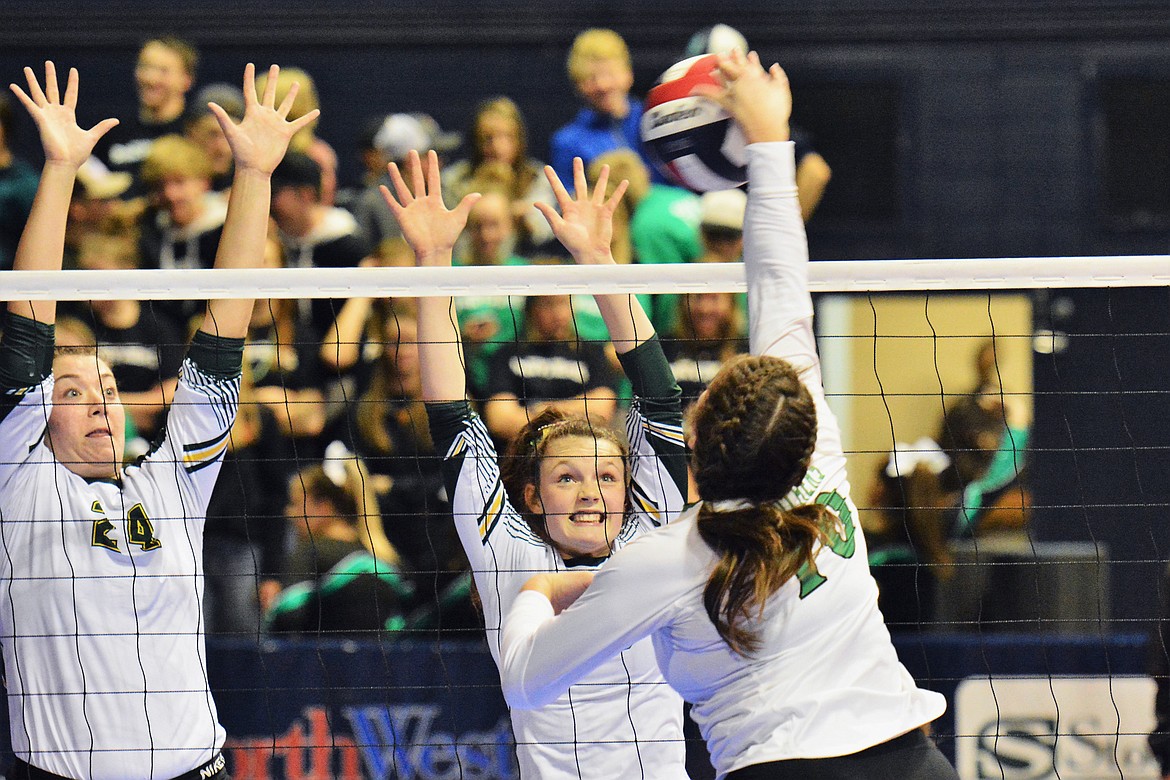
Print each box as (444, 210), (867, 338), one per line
(726, 729), (959, 780)
(10, 753), (229, 780)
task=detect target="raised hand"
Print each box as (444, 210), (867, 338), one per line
(535, 157), (628, 265)
(691, 50), (791, 145)
(210, 63), (319, 176)
(9, 62), (118, 169)
(380, 149), (480, 266)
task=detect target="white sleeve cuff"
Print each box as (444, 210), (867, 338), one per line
(746, 141), (798, 194)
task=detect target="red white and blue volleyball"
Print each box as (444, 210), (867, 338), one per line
(640, 54), (748, 193)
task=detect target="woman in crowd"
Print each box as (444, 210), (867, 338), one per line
(443, 96), (555, 253)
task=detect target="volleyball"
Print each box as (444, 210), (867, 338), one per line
(640, 54), (748, 193)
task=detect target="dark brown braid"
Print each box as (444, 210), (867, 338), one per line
(691, 354), (833, 655)
(499, 407), (630, 551)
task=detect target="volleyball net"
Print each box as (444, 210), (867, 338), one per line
(1, 257), (1166, 779)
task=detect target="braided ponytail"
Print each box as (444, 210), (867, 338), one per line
(691, 355), (833, 655)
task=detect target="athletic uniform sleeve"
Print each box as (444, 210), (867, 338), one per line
(428, 400), (548, 554)
(499, 532), (684, 709)
(618, 337), (688, 528)
(144, 331), (243, 508)
(0, 313), (54, 489)
(427, 400), (551, 655)
(743, 141), (845, 464)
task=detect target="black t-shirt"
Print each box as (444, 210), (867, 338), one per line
(137, 208), (226, 332)
(62, 304), (186, 395)
(661, 337), (746, 409)
(95, 112), (187, 172)
(280, 222), (371, 338)
(93, 112), (187, 195)
(245, 319), (325, 392)
(485, 339), (618, 405)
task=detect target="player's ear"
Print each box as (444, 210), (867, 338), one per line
(524, 483), (542, 515)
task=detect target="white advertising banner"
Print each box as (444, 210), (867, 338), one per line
(955, 676), (1159, 779)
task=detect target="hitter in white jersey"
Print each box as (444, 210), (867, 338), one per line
(380, 150), (690, 778)
(499, 52), (958, 779)
(0, 61), (317, 780)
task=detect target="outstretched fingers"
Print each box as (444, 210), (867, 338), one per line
(407, 149), (426, 199)
(424, 150), (443, 199)
(592, 164), (610, 206)
(87, 117), (119, 139)
(533, 200), (563, 232)
(23, 66), (46, 106)
(206, 101), (236, 135)
(382, 156), (415, 210)
(286, 107), (319, 135)
(276, 80), (299, 117)
(63, 67), (78, 109)
(451, 191), (482, 225)
(8, 81), (36, 114)
(572, 156), (589, 201)
(606, 178), (629, 212)
(43, 61), (59, 105)
(543, 165), (573, 211)
(261, 63), (280, 108)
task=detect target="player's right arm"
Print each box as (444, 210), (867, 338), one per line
(7, 62), (118, 324)
(2, 64), (117, 481)
(380, 149), (480, 404)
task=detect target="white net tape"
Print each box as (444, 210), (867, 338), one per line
(3, 254), (1169, 301)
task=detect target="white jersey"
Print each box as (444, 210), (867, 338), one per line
(500, 142), (947, 778)
(428, 339), (689, 780)
(0, 341), (237, 780)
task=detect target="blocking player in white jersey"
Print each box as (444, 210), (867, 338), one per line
(380, 150), (690, 778)
(498, 52), (958, 780)
(0, 61), (317, 780)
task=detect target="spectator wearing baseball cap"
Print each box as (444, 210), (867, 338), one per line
(352, 112), (461, 248)
(63, 157), (136, 269)
(697, 188), (746, 263)
(185, 83), (246, 193)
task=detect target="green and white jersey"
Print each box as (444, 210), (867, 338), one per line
(428, 337), (690, 779)
(0, 325), (237, 780)
(500, 143), (947, 778)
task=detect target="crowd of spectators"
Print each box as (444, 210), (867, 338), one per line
(0, 27), (832, 640)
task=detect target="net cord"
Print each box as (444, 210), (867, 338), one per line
(3, 255), (1169, 301)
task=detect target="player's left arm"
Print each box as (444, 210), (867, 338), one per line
(619, 341), (687, 525)
(535, 163), (688, 513)
(197, 63), (319, 341)
(160, 64), (318, 500)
